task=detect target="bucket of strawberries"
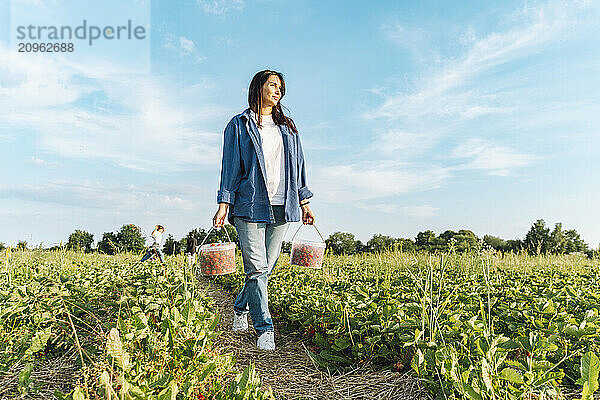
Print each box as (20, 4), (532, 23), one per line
(290, 224), (326, 269)
(197, 226), (236, 276)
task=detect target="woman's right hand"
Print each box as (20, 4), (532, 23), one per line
(213, 203), (229, 227)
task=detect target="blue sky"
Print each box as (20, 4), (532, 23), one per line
(1, 0), (599, 248)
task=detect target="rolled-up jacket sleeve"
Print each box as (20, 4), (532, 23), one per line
(217, 119), (242, 204)
(296, 132), (314, 202)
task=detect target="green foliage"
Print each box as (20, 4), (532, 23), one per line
(163, 234), (183, 255)
(116, 224), (145, 253)
(326, 232), (357, 255)
(0, 242), (6, 252)
(217, 251), (600, 399)
(17, 240), (27, 251)
(281, 240), (291, 254)
(66, 230), (94, 253)
(394, 238), (415, 252)
(186, 225), (239, 249)
(97, 231), (118, 255)
(578, 351), (600, 399)
(484, 235), (510, 252)
(2, 251), (274, 399)
(524, 219), (589, 256)
(367, 234), (395, 253)
(415, 230), (436, 250)
(97, 225), (145, 254)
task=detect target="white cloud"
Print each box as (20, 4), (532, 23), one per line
(179, 37), (196, 53)
(312, 161), (450, 202)
(29, 156), (58, 166)
(368, 1), (598, 122)
(197, 0), (243, 15)
(163, 33), (205, 61)
(450, 138), (540, 176)
(402, 205), (439, 217)
(372, 129), (438, 156)
(0, 42), (226, 172)
(0, 180), (206, 212)
(381, 23), (440, 64)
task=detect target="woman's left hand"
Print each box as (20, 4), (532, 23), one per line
(301, 204), (315, 225)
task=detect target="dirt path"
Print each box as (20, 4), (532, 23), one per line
(195, 275), (431, 400)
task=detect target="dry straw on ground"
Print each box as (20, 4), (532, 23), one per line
(0, 351), (80, 400)
(197, 275), (431, 400)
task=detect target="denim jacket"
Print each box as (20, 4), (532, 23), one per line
(217, 108), (313, 224)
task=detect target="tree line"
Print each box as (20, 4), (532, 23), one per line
(1, 218), (595, 258)
(324, 219), (592, 257)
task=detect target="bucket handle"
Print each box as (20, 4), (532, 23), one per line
(198, 226), (233, 248)
(290, 223), (326, 244)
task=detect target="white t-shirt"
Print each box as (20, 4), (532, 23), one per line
(252, 112), (285, 205)
(152, 231), (163, 246)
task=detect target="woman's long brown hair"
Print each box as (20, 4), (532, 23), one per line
(248, 69), (298, 134)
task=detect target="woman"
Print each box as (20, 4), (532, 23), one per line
(213, 70), (315, 351)
(140, 225), (165, 265)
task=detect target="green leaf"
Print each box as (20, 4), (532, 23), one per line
(148, 373), (172, 389)
(198, 362), (216, 381)
(238, 364), (252, 390)
(460, 382), (483, 400)
(24, 327), (52, 359)
(499, 367), (524, 385)
(18, 362), (33, 389)
(580, 351), (600, 400)
(333, 337), (350, 350)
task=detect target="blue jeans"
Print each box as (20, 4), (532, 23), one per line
(140, 245), (165, 263)
(233, 205), (289, 335)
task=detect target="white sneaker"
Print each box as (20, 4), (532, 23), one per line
(257, 330), (275, 351)
(232, 312), (248, 332)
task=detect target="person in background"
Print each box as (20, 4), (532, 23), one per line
(213, 69), (315, 351)
(186, 232), (197, 270)
(140, 225), (166, 265)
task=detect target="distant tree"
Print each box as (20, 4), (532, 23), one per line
(415, 230), (436, 251)
(354, 240), (368, 254)
(439, 230), (457, 242)
(549, 223), (566, 254)
(367, 234), (396, 253)
(430, 237), (448, 252)
(212, 224), (238, 245)
(179, 237), (188, 253)
(483, 235), (509, 252)
(0, 242), (5, 252)
(17, 241), (27, 251)
(454, 230), (478, 252)
(163, 234), (183, 255)
(116, 224), (145, 253)
(98, 232), (119, 255)
(67, 230), (94, 253)
(325, 232), (357, 255)
(564, 229), (588, 254)
(187, 228), (207, 244)
(524, 219), (551, 255)
(183, 225), (239, 251)
(506, 239), (523, 253)
(394, 238), (415, 252)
